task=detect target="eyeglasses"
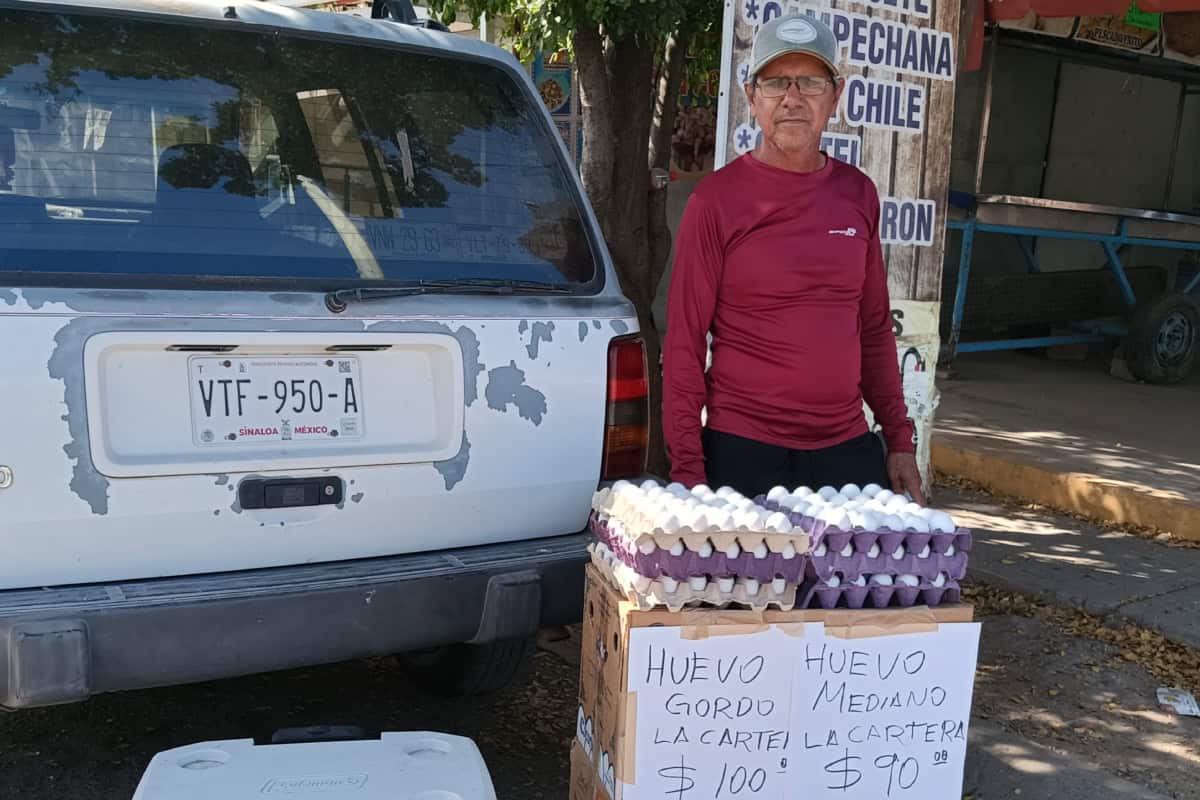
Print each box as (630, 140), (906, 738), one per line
(754, 75), (836, 98)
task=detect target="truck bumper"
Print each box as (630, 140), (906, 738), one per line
(0, 533), (588, 709)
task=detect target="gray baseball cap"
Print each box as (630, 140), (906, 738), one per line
(749, 13), (840, 80)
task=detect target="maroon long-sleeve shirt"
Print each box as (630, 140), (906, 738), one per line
(662, 153), (914, 488)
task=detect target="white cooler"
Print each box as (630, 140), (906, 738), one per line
(131, 731), (497, 800)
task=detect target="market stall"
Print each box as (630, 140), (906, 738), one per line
(947, 2), (1200, 382)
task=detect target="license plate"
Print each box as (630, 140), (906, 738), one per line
(189, 355), (364, 446)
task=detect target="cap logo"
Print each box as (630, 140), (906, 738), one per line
(776, 18), (818, 44)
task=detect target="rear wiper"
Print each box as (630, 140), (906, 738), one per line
(325, 279), (573, 313)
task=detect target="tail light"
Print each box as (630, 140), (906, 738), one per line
(601, 334), (649, 481)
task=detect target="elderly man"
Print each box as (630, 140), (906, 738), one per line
(662, 12), (924, 502)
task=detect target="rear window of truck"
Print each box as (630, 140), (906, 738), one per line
(0, 9), (597, 288)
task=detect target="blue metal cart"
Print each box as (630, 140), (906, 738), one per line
(945, 193), (1200, 384)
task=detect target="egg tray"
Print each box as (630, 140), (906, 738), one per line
(589, 543), (798, 612)
(591, 514), (808, 582)
(798, 577), (963, 610)
(588, 512), (811, 557)
(807, 546), (968, 583)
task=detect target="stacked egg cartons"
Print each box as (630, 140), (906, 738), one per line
(588, 480), (810, 611)
(755, 483), (971, 610)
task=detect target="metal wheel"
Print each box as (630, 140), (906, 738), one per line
(1126, 292), (1200, 385)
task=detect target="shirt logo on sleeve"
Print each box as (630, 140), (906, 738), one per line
(828, 227), (858, 237)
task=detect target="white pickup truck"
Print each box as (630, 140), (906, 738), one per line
(0, 0), (645, 708)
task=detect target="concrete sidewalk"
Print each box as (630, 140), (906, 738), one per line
(938, 485), (1200, 650)
(932, 352), (1200, 540)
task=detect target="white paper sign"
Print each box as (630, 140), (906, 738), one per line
(626, 626), (801, 800)
(624, 622), (981, 800)
(792, 623), (981, 798)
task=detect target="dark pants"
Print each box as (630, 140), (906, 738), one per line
(702, 428), (889, 499)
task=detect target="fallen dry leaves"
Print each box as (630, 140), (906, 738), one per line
(963, 581), (1200, 694)
(934, 472), (1200, 549)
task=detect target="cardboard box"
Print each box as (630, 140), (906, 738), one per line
(573, 564), (978, 800)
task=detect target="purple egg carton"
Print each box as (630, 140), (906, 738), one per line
(808, 548), (968, 582)
(589, 513), (807, 582)
(799, 578), (963, 610)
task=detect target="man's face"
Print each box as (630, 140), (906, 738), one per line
(745, 53), (842, 159)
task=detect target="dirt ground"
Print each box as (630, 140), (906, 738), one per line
(2, 590), (1198, 799)
(970, 613), (1200, 799)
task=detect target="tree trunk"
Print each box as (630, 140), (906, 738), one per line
(575, 24), (682, 478)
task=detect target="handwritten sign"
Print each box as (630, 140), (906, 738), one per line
(627, 626), (801, 800)
(623, 622), (980, 800)
(791, 623), (980, 798)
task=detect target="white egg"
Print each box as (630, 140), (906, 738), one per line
(794, 486), (815, 498)
(710, 510), (735, 531)
(882, 514), (906, 531)
(824, 509), (853, 530)
(945, 543), (957, 557)
(917, 544), (932, 559)
(727, 492), (746, 504)
(689, 576), (708, 591)
(657, 514), (682, 535)
(640, 479), (659, 491)
(871, 574), (894, 586)
(637, 540), (656, 555)
(791, 501), (813, 516)
(852, 575), (868, 587)
(691, 484), (713, 496)
(847, 510), (869, 530)
(612, 480), (634, 492)
(813, 542), (828, 557)
(891, 545), (906, 560)
(772, 577), (787, 595)
(782, 542), (797, 560)
(903, 515), (931, 533)
(827, 495), (849, 508)
(670, 541), (685, 557)
(840, 483), (862, 499)
(859, 511), (880, 530)
(818, 486), (839, 501)
(698, 541), (714, 558)
(715, 486), (736, 498)
(862, 484), (884, 498)
(933, 573), (947, 588)
(754, 542), (769, 559)
(867, 543), (882, 558)
(725, 542), (741, 560)
(898, 574), (920, 587)
(700, 493), (720, 505)
(745, 578), (761, 596)
(767, 486), (789, 501)
(839, 543), (854, 557)
(735, 498), (758, 512)
(718, 577), (735, 593)
(930, 512), (957, 533)
(885, 496), (908, 512)
(825, 575), (842, 588)
(683, 497), (701, 509)
(903, 502), (924, 515)
(765, 512), (793, 534)
(875, 489), (896, 504)
(662, 577), (680, 593)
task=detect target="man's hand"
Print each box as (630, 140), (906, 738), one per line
(887, 452), (926, 505)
